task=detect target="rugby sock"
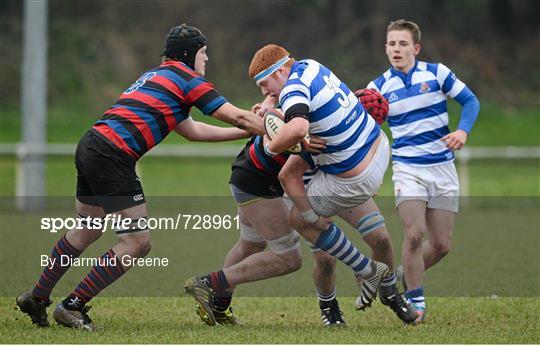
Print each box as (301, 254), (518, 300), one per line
(32, 235), (82, 301)
(203, 270), (232, 311)
(64, 249), (125, 310)
(380, 271), (397, 287)
(405, 287), (426, 310)
(317, 286), (336, 302)
(314, 224), (373, 278)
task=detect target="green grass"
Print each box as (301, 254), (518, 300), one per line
(1, 297), (538, 343)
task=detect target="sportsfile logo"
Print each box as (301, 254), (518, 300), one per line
(40, 214), (240, 233)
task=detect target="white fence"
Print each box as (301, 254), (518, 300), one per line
(1, 142), (539, 201)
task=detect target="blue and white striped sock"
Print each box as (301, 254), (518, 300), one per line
(405, 287), (426, 310)
(317, 286), (336, 302)
(314, 224), (373, 278)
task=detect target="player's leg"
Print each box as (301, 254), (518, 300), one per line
(336, 198), (416, 323)
(16, 200), (105, 327)
(52, 131), (149, 330)
(422, 162), (458, 270)
(398, 200), (428, 324)
(310, 250), (347, 326)
(282, 156), (389, 310)
(222, 209), (267, 269)
(423, 209), (454, 269)
(53, 203), (150, 331)
(185, 197), (301, 326)
(204, 210), (266, 326)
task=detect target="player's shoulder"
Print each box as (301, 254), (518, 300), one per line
(417, 61), (451, 77)
(370, 68), (393, 91)
(294, 59), (323, 76)
(158, 60), (201, 79)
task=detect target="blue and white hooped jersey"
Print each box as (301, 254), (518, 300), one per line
(279, 60), (380, 174)
(368, 61), (467, 166)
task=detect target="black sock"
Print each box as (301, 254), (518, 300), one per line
(62, 294), (85, 311)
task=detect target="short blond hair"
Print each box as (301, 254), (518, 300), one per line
(387, 19), (421, 44)
(248, 44), (295, 79)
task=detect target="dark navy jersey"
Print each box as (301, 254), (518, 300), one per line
(91, 60), (227, 159)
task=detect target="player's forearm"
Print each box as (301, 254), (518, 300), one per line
(267, 118), (309, 154)
(212, 103), (265, 135)
(282, 177), (312, 213)
(190, 123), (250, 142)
(454, 87), (480, 134)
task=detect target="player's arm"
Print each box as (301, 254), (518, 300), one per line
(279, 155), (331, 231)
(441, 86), (480, 150)
(211, 102), (265, 136)
(174, 117), (250, 142)
(266, 104), (310, 155)
(437, 64), (480, 150)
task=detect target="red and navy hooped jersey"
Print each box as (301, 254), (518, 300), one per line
(90, 60), (227, 159)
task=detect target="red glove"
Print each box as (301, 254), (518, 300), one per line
(354, 88), (389, 125)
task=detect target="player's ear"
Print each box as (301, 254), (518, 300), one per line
(414, 43), (421, 55)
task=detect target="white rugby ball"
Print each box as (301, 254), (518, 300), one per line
(263, 109), (310, 154)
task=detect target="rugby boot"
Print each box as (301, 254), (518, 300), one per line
(53, 302), (95, 331)
(16, 290), (51, 327)
(184, 276), (217, 326)
(379, 284), (418, 324)
(320, 299), (346, 326)
(354, 260), (390, 310)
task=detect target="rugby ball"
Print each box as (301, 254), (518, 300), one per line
(263, 109), (310, 154)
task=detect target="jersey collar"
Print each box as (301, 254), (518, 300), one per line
(390, 60), (419, 87)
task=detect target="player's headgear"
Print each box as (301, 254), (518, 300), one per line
(162, 24), (207, 69)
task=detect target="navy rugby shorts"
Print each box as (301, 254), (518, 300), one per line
(75, 131), (145, 213)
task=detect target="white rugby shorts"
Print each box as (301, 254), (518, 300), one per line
(304, 132), (390, 217)
(392, 160), (459, 213)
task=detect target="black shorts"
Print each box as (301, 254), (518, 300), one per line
(75, 131), (145, 213)
(229, 141), (284, 198)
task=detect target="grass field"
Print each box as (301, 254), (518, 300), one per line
(1, 297), (539, 343)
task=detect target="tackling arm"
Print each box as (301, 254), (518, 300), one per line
(211, 102), (265, 135)
(174, 117), (251, 142)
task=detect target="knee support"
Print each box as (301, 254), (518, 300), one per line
(76, 212), (103, 230)
(355, 211), (385, 237)
(115, 216), (149, 236)
(239, 223), (266, 244)
(267, 230), (301, 255)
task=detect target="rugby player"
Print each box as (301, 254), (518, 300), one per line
(185, 44), (417, 326)
(360, 19), (480, 324)
(16, 24), (265, 330)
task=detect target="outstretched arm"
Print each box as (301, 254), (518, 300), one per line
(174, 117), (251, 142)
(211, 102), (265, 136)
